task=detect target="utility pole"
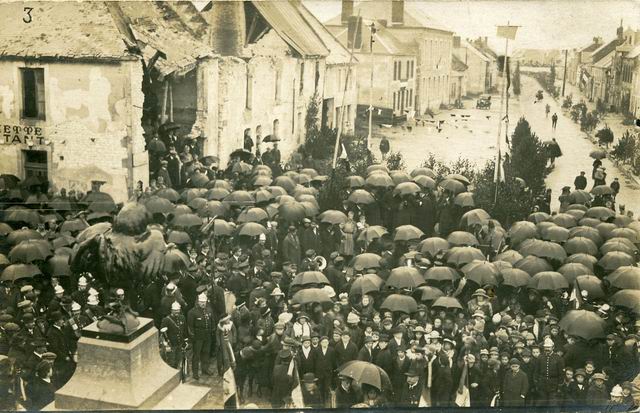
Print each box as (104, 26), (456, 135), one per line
(562, 49), (568, 97)
(367, 22), (376, 151)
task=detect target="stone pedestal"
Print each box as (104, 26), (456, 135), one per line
(52, 317), (210, 410)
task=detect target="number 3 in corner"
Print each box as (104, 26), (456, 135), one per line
(23, 7), (33, 23)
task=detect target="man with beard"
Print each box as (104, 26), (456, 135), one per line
(532, 338), (564, 406)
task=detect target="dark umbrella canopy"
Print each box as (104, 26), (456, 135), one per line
(569, 226), (603, 246)
(319, 210), (348, 225)
(350, 253), (382, 271)
(460, 209), (490, 228)
(424, 266), (460, 282)
(348, 189), (375, 205)
(494, 250), (524, 265)
(416, 286), (445, 301)
(292, 288), (333, 306)
(393, 225), (424, 242)
(237, 208), (269, 223)
(237, 222), (267, 237)
(393, 182), (420, 197)
(291, 271), (330, 287)
(9, 240), (52, 263)
(528, 212), (551, 224)
(500, 268), (531, 288)
(413, 175), (436, 190)
(438, 178), (466, 194)
(6, 228), (43, 246)
(611, 290), (640, 314)
(557, 263), (593, 283)
(385, 267), (425, 290)
(515, 255), (553, 276)
(432, 296), (463, 310)
(528, 271), (569, 291)
(575, 275), (605, 299)
(4, 207), (41, 227)
(462, 260), (499, 286)
(559, 310), (606, 340)
(447, 231), (479, 247)
(418, 237), (450, 258)
(564, 237), (598, 256)
(338, 361), (391, 391)
(46, 255), (71, 277)
(380, 294), (418, 314)
(606, 266), (640, 290)
(446, 247), (485, 267)
(598, 251), (634, 273)
(565, 253), (598, 271)
(519, 239), (567, 261)
(144, 196), (176, 214)
(350, 274), (383, 296)
(410, 167), (436, 179)
(1, 263), (42, 281)
(541, 225), (570, 243)
(508, 221), (538, 247)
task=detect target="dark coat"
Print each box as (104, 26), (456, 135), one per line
(390, 356), (411, 401)
(26, 376), (55, 410)
(431, 354), (454, 407)
(374, 348), (394, 376)
(586, 384), (609, 406)
(570, 381), (588, 405)
(501, 369), (528, 407)
(297, 347), (317, 376)
(574, 175), (587, 190)
(271, 360), (294, 407)
(334, 341), (358, 368)
(314, 346), (336, 382)
(532, 353), (564, 393)
(399, 381), (423, 407)
(282, 233), (302, 267)
(357, 346), (375, 363)
(299, 227), (322, 255)
(335, 385), (358, 408)
(186, 305), (214, 341)
(301, 385), (323, 409)
(324, 265), (346, 293)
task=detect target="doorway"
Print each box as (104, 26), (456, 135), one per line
(23, 150), (48, 182)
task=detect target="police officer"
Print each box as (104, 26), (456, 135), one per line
(187, 293), (213, 380)
(161, 302), (187, 369)
(532, 338), (564, 406)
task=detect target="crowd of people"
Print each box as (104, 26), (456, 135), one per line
(2, 125), (640, 411)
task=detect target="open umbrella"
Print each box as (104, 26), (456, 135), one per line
(528, 271), (569, 291)
(393, 225), (424, 242)
(346, 175), (366, 189)
(418, 237), (450, 258)
(528, 212), (551, 224)
(9, 240), (52, 263)
(350, 274), (384, 296)
(586, 206), (616, 221)
(207, 180), (233, 191)
(45, 254), (71, 276)
(275, 202), (305, 222)
(568, 204), (589, 212)
(568, 190), (593, 205)
(155, 188), (181, 202)
(569, 226), (603, 246)
(462, 260), (499, 286)
(540, 225), (570, 243)
(611, 290), (640, 314)
(601, 238), (638, 256)
(552, 213), (578, 229)
(565, 253), (598, 271)
(144, 196), (176, 214)
(565, 209), (586, 221)
(432, 296), (463, 310)
(390, 171), (411, 185)
(494, 250), (524, 265)
(557, 262), (593, 283)
(515, 255), (553, 276)
(273, 176), (297, 193)
(52, 234), (76, 250)
(348, 189), (375, 205)
(237, 208), (269, 223)
(167, 230), (192, 245)
(410, 167), (436, 179)
(367, 164), (389, 175)
(187, 197), (208, 211)
(237, 222), (267, 237)
(357, 226), (388, 243)
(292, 288), (332, 306)
(300, 201), (320, 218)
(366, 173), (394, 188)
(589, 148), (607, 159)
(596, 223), (618, 240)
(338, 361), (391, 391)
(199, 201), (228, 218)
(493, 260), (513, 273)
(147, 137), (166, 153)
(291, 271), (330, 287)
(446, 247), (485, 267)
(253, 189), (275, 204)
(393, 182), (421, 197)
(4, 207), (41, 227)
(610, 228), (638, 243)
(424, 266), (460, 282)
(438, 178), (466, 194)
(224, 190), (255, 207)
(59, 219), (89, 234)
(162, 245), (190, 273)
(206, 188), (231, 201)
(454, 192), (475, 208)
(559, 310), (606, 340)
(598, 251), (634, 273)
(203, 219), (236, 236)
(0, 223), (13, 236)
(447, 231), (479, 247)
(380, 294), (418, 313)
(575, 275), (605, 299)
(300, 168), (318, 178)
(519, 239), (567, 261)
(564, 237), (598, 256)
(591, 185), (614, 196)
(416, 286), (444, 301)
(445, 173), (471, 186)
(413, 175), (436, 190)
(606, 266), (640, 290)
(385, 267), (425, 290)
(6, 228), (43, 246)
(172, 213), (202, 228)
(1, 263), (42, 281)
(350, 253), (382, 271)
(501, 268), (531, 288)
(252, 175), (272, 187)
(319, 210), (348, 225)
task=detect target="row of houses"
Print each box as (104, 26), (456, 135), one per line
(324, 0), (500, 121)
(567, 24), (640, 117)
(0, 1), (359, 202)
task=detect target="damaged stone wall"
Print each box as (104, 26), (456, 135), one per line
(0, 59), (146, 202)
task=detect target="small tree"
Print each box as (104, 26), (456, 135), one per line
(385, 152), (406, 171)
(507, 117), (548, 195)
(611, 131), (637, 164)
(562, 94), (573, 109)
(580, 110), (600, 132)
(596, 98), (607, 114)
(512, 61), (521, 95)
(595, 126), (614, 148)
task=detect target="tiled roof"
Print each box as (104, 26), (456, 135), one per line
(593, 50), (614, 68)
(0, 2), (133, 61)
(252, 1), (329, 58)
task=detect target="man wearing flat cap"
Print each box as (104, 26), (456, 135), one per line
(501, 358), (528, 407)
(282, 225), (302, 268)
(334, 330), (358, 368)
(46, 311), (75, 389)
(313, 335), (336, 405)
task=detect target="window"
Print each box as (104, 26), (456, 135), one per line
(272, 119), (280, 140)
(398, 61), (402, 80)
(245, 69), (253, 110)
(409, 89), (413, 106)
(393, 61), (398, 80)
(314, 61), (320, 92)
(21, 68), (45, 119)
(393, 91), (397, 110)
(299, 62), (305, 94)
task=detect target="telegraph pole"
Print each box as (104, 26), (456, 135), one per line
(366, 22), (376, 151)
(562, 49), (568, 97)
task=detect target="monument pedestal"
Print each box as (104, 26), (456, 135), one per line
(51, 318), (210, 410)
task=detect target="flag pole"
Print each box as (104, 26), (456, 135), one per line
(494, 23), (510, 204)
(332, 11), (361, 169)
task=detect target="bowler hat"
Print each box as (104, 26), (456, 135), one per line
(302, 373), (318, 383)
(509, 358), (521, 366)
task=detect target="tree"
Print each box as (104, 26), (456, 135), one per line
(595, 126), (614, 148)
(506, 117), (548, 195)
(512, 61), (521, 95)
(548, 64), (556, 92)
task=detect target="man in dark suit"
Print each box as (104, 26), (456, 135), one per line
(324, 256), (346, 293)
(299, 219), (322, 254)
(398, 363), (423, 407)
(357, 336), (375, 362)
(532, 338), (564, 406)
(46, 311), (75, 389)
(297, 336), (316, 377)
(161, 301), (187, 369)
(390, 346), (411, 403)
(25, 361), (55, 410)
(334, 330), (358, 368)
(374, 334), (393, 376)
(502, 358), (529, 407)
(282, 225), (302, 268)
(187, 293), (214, 380)
(314, 336), (336, 405)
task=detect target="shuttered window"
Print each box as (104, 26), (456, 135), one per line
(21, 68), (45, 119)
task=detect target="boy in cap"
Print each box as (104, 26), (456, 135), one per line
(586, 373), (608, 405)
(570, 368), (588, 404)
(501, 358), (528, 407)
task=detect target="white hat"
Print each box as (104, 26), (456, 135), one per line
(166, 282), (176, 291)
(543, 338), (554, 348)
(171, 301), (181, 311)
(321, 285), (336, 298)
(610, 385), (623, 397)
(116, 288), (125, 296)
(71, 301), (81, 311)
(54, 285), (65, 294)
(259, 233), (266, 241)
(87, 295), (99, 306)
(198, 292), (208, 302)
(88, 288), (99, 297)
(270, 287), (284, 297)
(78, 276), (88, 286)
(492, 313), (501, 324)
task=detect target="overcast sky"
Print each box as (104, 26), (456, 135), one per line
(305, 0), (640, 51)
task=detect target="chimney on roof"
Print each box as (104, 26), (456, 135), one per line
(341, 0), (354, 25)
(593, 36), (602, 45)
(391, 0), (404, 25)
(201, 1), (246, 57)
(453, 36), (461, 48)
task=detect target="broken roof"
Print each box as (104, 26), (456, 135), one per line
(0, 2), (133, 61)
(252, 1), (329, 58)
(296, 3), (356, 65)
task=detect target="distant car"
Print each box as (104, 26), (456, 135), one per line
(476, 95), (492, 109)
